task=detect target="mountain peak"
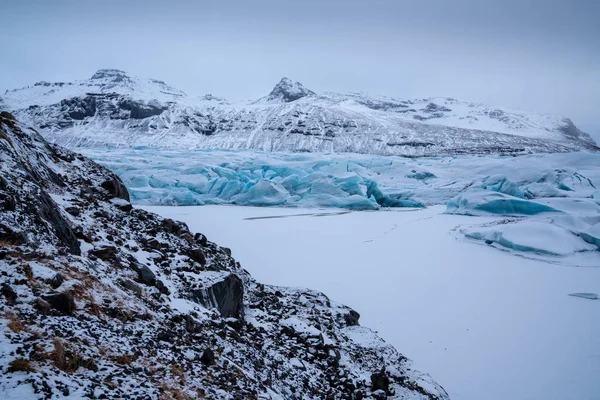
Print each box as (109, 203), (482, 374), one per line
(90, 69), (130, 82)
(267, 77), (315, 103)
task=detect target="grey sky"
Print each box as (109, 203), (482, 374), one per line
(1, 0), (599, 140)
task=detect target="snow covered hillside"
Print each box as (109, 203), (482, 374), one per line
(2, 69), (597, 156)
(0, 112), (448, 399)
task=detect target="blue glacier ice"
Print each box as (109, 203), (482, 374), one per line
(462, 221), (597, 256)
(80, 148), (600, 211)
(446, 191), (561, 216)
(480, 175), (528, 198)
(580, 224), (600, 249)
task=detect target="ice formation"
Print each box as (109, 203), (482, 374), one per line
(79, 148), (600, 261)
(81, 148), (600, 209)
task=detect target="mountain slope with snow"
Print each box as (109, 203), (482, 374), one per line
(2, 69), (597, 156)
(0, 111), (448, 399)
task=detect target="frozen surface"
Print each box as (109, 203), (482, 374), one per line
(81, 148), (600, 261)
(82, 148), (600, 261)
(142, 204), (600, 400)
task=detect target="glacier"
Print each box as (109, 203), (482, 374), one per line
(80, 148), (600, 261)
(80, 148), (600, 209)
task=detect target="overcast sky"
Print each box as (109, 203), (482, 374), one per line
(1, 0), (599, 140)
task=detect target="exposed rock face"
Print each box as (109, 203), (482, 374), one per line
(263, 77), (316, 103)
(190, 273), (244, 319)
(0, 114), (449, 399)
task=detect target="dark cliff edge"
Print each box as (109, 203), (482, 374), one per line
(0, 112), (448, 399)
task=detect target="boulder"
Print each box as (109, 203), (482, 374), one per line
(200, 348), (216, 366)
(371, 368), (390, 394)
(190, 274), (244, 319)
(100, 176), (130, 202)
(344, 310), (360, 326)
(188, 248), (206, 265)
(1, 284), (17, 305)
(41, 293), (75, 315)
(49, 273), (65, 289)
(89, 245), (118, 261)
(137, 265), (157, 286)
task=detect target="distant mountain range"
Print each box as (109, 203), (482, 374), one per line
(1, 69), (597, 156)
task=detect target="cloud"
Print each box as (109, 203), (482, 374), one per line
(0, 0), (598, 136)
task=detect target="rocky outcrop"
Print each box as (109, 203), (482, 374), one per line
(0, 114), (449, 399)
(190, 273), (244, 319)
(263, 77), (316, 103)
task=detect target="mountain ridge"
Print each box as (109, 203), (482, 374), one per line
(1, 69), (596, 156)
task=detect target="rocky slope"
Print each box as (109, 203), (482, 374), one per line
(2, 69), (596, 156)
(0, 112), (448, 399)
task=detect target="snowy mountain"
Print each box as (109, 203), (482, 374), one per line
(2, 69), (597, 156)
(0, 111), (449, 399)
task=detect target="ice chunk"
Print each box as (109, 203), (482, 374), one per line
(231, 181), (287, 206)
(366, 181), (423, 208)
(446, 190), (560, 216)
(463, 221), (596, 256)
(481, 175), (528, 198)
(580, 223), (600, 249)
(406, 170), (437, 181)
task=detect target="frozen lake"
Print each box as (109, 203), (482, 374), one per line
(142, 204), (600, 400)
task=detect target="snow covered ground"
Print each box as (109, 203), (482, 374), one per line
(142, 204), (600, 400)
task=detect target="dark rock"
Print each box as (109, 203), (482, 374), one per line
(188, 248), (206, 265)
(115, 202), (132, 212)
(194, 232), (208, 246)
(49, 273), (65, 289)
(200, 348), (216, 366)
(370, 368), (390, 393)
(0, 224), (29, 245)
(225, 318), (243, 331)
(89, 245), (118, 261)
(145, 238), (162, 250)
(155, 279), (170, 295)
(118, 279), (142, 296)
(190, 274), (244, 320)
(137, 265), (156, 286)
(1, 283), (17, 305)
(156, 331), (174, 342)
(41, 292), (76, 315)
(65, 206), (81, 216)
(117, 98), (166, 119)
(37, 191), (81, 255)
(162, 218), (188, 235)
(73, 226), (92, 242)
(344, 310), (360, 326)
(184, 315), (197, 333)
(33, 298), (51, 314)
(100, 176), (130, 202)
